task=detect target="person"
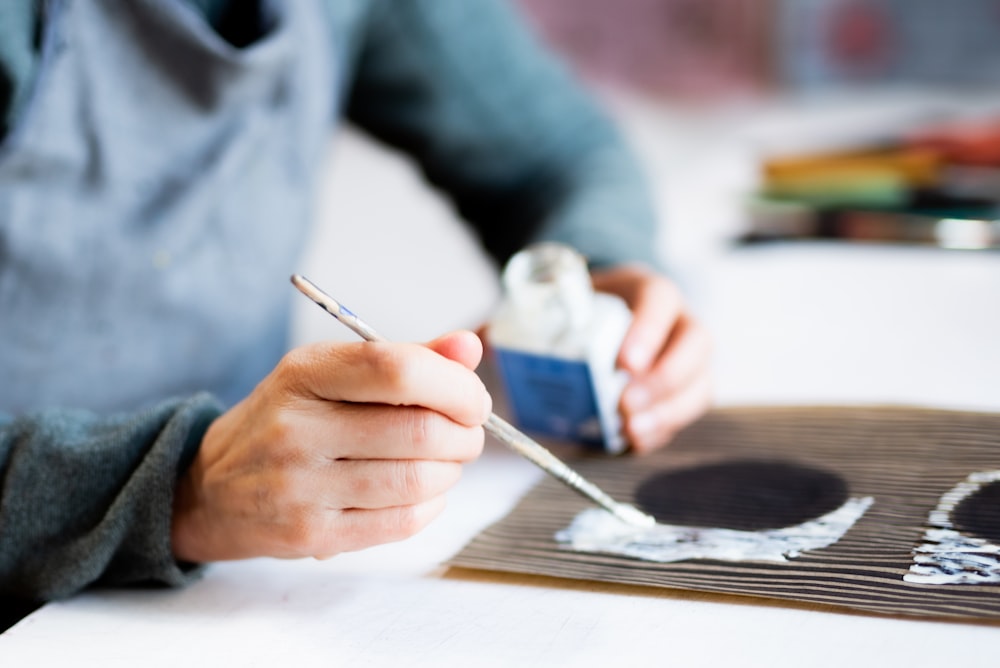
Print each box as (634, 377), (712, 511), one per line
(0, 0), (712, 610)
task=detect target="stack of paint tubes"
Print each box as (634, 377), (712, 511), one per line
(742, 117), (1000, 250)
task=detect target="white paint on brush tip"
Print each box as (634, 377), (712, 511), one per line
(611, 502), (657, 528)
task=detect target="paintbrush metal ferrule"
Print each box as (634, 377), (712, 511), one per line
(290, 274), (656, 528)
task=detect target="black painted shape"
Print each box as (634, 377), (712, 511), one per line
(951, 480), (1000, 544)
(634, 460), (849, 531)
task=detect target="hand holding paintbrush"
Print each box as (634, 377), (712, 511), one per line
(291, 274), (654, 527)
(170, 295), (496, 562)
(170, 274), (652, 565)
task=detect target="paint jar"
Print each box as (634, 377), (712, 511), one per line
(488, 242), (631, 454)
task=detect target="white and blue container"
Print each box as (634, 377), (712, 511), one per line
(488, 243), (631, 454)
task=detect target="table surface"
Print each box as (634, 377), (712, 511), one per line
(3, 90), (1000, 666)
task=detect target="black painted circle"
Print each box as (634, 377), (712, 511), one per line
(634, 460), (849, 531)
(951, 480), (1000, 544)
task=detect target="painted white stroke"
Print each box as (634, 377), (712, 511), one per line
(555, 497), (874, 563)
(905, 470), (1000, 585)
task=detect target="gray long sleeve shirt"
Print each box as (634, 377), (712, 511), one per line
(0, 0), (660, 603)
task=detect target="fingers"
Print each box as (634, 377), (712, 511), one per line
(263, 459), (462, 514)
(623, 369), (713, 454)
(424, 329), (484, 371)
(619, 281), (681, 374)
(173, 418), (470, 562)
(300, 401), (486, 461)
(329, 460), (462, 509)
(592, 264), (714, 453)
(259, 496), (450, 560)
(621, 314), (712, 415)
(311, 497), (448, 558)
(172, 329), (494, 564)
(592, 266), (681, 374)
(278, 335), (491, 428)
(619, 312), (714, 453)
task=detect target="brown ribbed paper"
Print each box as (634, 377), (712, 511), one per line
(449, 407), (1000, 621)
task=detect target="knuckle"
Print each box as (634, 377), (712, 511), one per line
(262, 411), (296, 448)
(260, 415), (308, 466)
(347, 471), (374, 500)
(404, 413), (483, 462)
(381, 461), (428, 505)
(274, 346), (316, 387)
(404, 409), (439, 452)
(389, 505), (426, 539)
(279, 345), (312, 372)
(272, 343), (342, 399)
(251, 478), (277, 519)
(362, 344), (411, 391)
(395, 462), (430, 501)
(257, 471), (293, 512)
(278, 507), (324, 555)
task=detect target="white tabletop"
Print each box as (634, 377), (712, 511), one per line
(4, 92), (1000, 666)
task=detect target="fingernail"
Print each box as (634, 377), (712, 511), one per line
(629, 411), (657, 439)
(623, 385), (652, 412)
(623, 344), (653, 373)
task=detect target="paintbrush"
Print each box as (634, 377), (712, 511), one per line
(291, 274), (655, 528)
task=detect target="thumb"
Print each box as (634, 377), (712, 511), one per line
(424, 330), (484, 371)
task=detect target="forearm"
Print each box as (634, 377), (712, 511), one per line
(0, 394), (222, 601)
(345, 0), (661, 270)
(520, 136), (661, 271)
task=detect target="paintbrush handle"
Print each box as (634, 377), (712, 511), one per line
(483, 413), (626, 511)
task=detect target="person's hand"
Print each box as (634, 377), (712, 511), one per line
(170, 330), (491, 563)
(591, 264), (713, 454)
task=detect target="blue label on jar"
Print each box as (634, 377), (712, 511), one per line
(493, 347), (605, 449)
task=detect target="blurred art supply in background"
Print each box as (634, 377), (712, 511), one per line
(742, 119), (1000, 249)
(781, 0), (1000, 91)
(513, 0), (774, 100)
(514, 0), (1000, 100)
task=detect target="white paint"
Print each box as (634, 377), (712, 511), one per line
(904, 470), (1000, 585)
(488, 243), (633, 453)
(556, 497), (874, 563)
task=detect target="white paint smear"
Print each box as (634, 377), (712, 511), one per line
(555, 497), (873, 563)
(905, 470), (1000, 585)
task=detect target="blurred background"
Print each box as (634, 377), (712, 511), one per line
(515, 0), (1000, 258)
(294, 0), (1000, 414)
(516, 0), (1000, 97)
